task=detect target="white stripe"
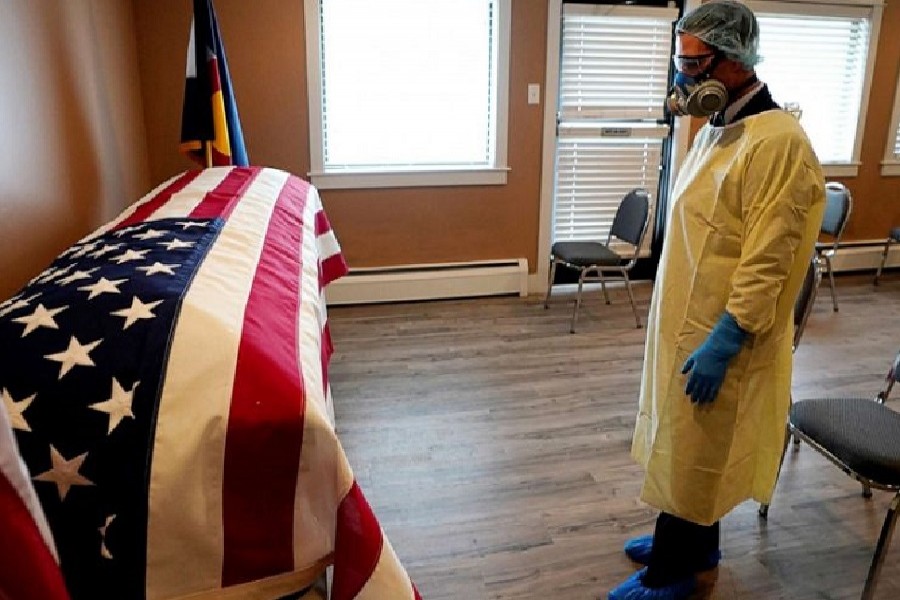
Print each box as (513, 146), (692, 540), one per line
(355, 535), (416, 600)
(293, 183), (355, 572)
(145, 168), (290, 600)
(185, 18), (197, 79)
(0, 399), (58, 561)
(316, 230), (342, 263)
(149, 167), (233, 220)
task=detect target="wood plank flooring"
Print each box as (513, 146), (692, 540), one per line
(327, 274), (900, 599)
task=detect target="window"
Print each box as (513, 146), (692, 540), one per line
(882, 77), (900, 176)
(553, 5), (677, 253)
(748, 0), (883, 177)
(303, 0), (510, 189)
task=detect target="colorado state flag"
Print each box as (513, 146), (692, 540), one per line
(179, 0), (249, 167)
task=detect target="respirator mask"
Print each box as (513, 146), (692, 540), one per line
(666, 53), (728, 118)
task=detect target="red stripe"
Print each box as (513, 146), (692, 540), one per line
(321, 322), (334, 396)
(221, 175), (311, 585)
(321, 253), (349, 288)
(0, 473), (70, 600)
(207, 56), (222, 94)
(189, 167), (260, 220)
(314, 210), (330, 236)
(116, 171), (201, 229)
(332, 482), (384, 600)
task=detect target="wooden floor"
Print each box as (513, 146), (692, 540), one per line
(328, 273), (900, 600)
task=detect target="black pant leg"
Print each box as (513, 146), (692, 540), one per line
(642, 512), (720, 588)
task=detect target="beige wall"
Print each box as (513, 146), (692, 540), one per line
(133, 0), (548, 272)
(0, 0), (150, 299)
(6, 0), (896, 301)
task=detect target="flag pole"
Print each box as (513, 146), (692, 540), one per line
(204, 141), (213, 168)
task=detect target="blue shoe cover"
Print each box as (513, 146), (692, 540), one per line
(607, 568), (695, 600)
(623, 534), (721, 571)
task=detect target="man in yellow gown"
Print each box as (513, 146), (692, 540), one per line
(610, 2), (826, 599)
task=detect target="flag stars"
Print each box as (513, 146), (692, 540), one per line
(34, 265), (68, 284)
(0, 293), (41, 318)
(111, 297), (162, 329)
(137, 262), (180, 277)
(90, 378), (138, 434)
(79, 277), (127, 300)
(113, 225), (141, 238)
(90, 243), (123, 259)
(33, 446), (94, 501)
(70, 241), (100, 259)
(133, 228), (167, 241)
(158, 238), (195, 251)
(99, 514), (116, 559)
(12, 303), (67, 337)
(2, 388), (35, 432)
(57, 268), (99, 286)
(45, 336), (103, 379)
(176, 221), (206, 230)
(111, 249), (151, 264)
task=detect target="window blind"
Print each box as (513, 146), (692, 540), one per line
(753, 10), (870, 164)
(893, 122), (900, 159)
(553, 5), (676, 251)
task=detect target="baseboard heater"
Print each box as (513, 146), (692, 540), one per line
(828, 240), (900, 273)
(325, 258), (529, 305)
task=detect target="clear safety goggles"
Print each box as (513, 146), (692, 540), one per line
(672, 53), (716, 74)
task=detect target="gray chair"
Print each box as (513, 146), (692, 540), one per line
(815, 182), (853, 312)
(873, 226), (900, 286)
(761, 350), (900, 600)
(543, 188), (651, 333)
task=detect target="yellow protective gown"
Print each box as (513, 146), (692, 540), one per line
(632, 110), (825, 526)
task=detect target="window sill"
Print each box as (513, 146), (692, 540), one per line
(822, 163), (859, 178)
(308, 167), (510, 190)
(880, 161), (900, 176)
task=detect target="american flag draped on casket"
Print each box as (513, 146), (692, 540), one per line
(0, 167), (420, 600)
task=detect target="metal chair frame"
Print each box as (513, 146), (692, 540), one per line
(816, 182), (853, 312)
(543, 189), (652, 333)
(792, 255), (822, 352)
(873, 228), (900, 286)
(760, 352), (900, 600)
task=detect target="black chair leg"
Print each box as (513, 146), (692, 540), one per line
(825, 254), (838, 312)
(544, 259), (557, 309)
(874, 238), (893, 286)
(760, 424), (793, 519)
(570, 269), (586, 334)
(622, 272), (641, 329)
(861, 494), (900, 600)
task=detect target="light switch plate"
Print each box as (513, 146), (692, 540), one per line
(527, 83), (540, 105)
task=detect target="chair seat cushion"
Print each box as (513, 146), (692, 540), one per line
(551, 241), (622, 267)
(790, 398), (900, 486)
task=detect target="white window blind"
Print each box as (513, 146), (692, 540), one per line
(559, 6), (673, 121)
(304, 0), (510, 189)
(752, 7), (870, 165)
(553, 5), (676, 250)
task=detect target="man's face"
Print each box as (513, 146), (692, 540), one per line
(674, 33), (716, 77)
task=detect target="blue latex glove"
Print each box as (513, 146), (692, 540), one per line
(681, 312), (748, 404)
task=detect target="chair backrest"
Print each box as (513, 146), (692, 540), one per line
(792, 255), (821, 351)
(820, 182), (852, 239)
(609, 188), (650, 247)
